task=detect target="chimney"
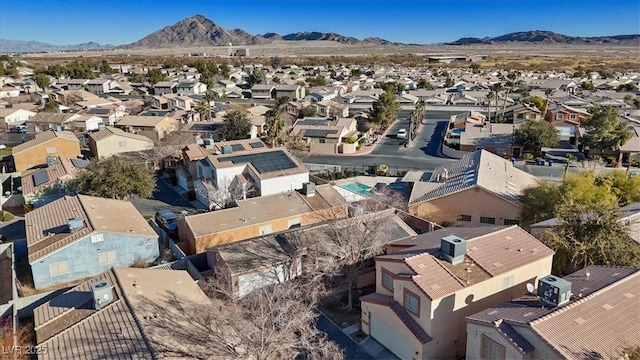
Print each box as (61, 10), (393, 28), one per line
(91, 280), (114, 310)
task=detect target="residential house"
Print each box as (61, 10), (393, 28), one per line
(360, 225), (554, 359)
(167, 95), (195, 111)
(315, 99), (349, 117)
(619, 124), (640, 163)
(448, 111), (486, 130)
(546, 104), (591, 140)
(176, 81), (207, 95)
(276, 84), (305, 100)
(177, 142), (209, 192)
(251, 84), (276, 99)
(12, 130), (81, 172)
(114, 115), (179, 141)
(283, 100), (311, 117)
(33, 267), (211, 359)
(68, 115), (104, 132)
(504, 103), (542, 123)
(153, 81), (177, 95)
(86, 79), (116, 95)
(458, 123), (519, 158)
(25, 113), (78, 133)
(0, 87), (21, 98)
(465, 266), (639, 360)
(65, 79), (90, 90)
(82, 106), (127, 126)
(216, 79), (236, 88)
(26, 195), (159, 289)
(207, 206), (416, 298)
(194, 138), (310, 201)
(179, 183), (347, 254)
(245, 105), (271, 116)
(450, 93), (479, 106)
(556, 94), (591, 108)
(291, 117), (358, 154)
(20, 156), (89, 208)
(408, 150), (538, 226)
(0, 108), (36, 131)
(49, 89), (98, 106)
(88, 126), (154, 159)
(75, 96), (122, 109)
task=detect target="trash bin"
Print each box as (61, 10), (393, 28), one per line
(548, 160), (553, 166)
(536, 159), (545, 166)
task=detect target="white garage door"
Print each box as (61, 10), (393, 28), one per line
(370, 314), (415, 360)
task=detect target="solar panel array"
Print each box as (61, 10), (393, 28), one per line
(190, 123), (222, 131)
(304, 129), (338, 138)
(71, 159), (90, 169)
(87, 108), (110, 115)
(249, 142), (265, 148)
(298, 119), (330, 126)
(219, 151), (298, 174)
(230, 144), (245, 151)
(33, 170), (50, 187)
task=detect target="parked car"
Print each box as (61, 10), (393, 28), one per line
(10, 125), (27, 133)
(155, 209), (178, 237)
(397, 128), (407, 139)
(376, 164), (389, 176)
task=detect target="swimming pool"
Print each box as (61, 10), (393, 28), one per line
(340, 182), (373, 196)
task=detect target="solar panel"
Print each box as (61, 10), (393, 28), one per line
(231, 144), (245, 151)
(33, 170), (50, 186)
(304, 129), (338, 138)
(190, 123), (222, 131)
(298, 119), (330, 126)
(249, 142), (265, 148)
(87, 108), (110, 115)
(71, 158), (90, 168)
(219, 151), (298, 174)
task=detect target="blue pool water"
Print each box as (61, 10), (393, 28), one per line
(340, 182), (373, 195)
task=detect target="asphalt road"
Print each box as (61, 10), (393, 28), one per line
(130, 178), (198, 217)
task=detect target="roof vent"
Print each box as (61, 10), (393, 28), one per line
(302, 182), (315, 197)
(68, 217), (84, 233)
(440, 235), (467, 265)
(537, 275), (572, 307)
(91, 280), (114, 310)
(222, 145), (233, 154)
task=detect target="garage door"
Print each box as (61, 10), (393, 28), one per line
(370, 314), (415, 360)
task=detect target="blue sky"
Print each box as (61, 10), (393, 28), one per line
(1, 0), (639, 45)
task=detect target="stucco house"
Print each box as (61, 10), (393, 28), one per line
(25, 113), (78, 133)
(276, 84), (305, 100)
(12, 130), (81, 172)
(545, 104), (591, 139)
(360, 226), (554, 359)
(153, 81), (177, 95)
(21, 156), (89, 208)
(291, 117), (358, 154)
(465, 266), (639, 360)
(408, 150), (538, 226)
(179, 183), (347, 254)
(458, 123), (519, 158)
(114, 115), (179, 141)
(0, 86), (21, 98)
(88, 126), (154, 159)
(86, 79), (117, 95)
(0, 108), (36, 131)
(176, 81), (207, 95)
(26, 195), (159, 289)
(33, 267), (210, 358)
(251, 84), (276, 99)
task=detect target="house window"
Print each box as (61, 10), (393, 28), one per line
(381, 268), (394, 291)
(403, 289), (420, 316)
(118, 141), (127, 148)
(91, 234), (104, 243)
(319, 139), (326, 144)
(569, 114), (577, 120)
(259, 224), (273, 235)
(99, 250), (118, 265)
(504, 219), (520, 226)
(46, 146), (57, 154)
(458, 214), (472, 222)
(556, 113), (564, 120)
(49, 261), (70, 277)
(480, 334), (506, 360)
(480, 217), (496, 224)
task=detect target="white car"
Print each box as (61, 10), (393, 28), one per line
(397, 128), (408, 139)
(0, 145), (6, 149)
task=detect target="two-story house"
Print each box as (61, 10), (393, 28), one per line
(408, 150), (538, 227)
(153, 81), (177, 95)
(176, 81), (207, 95)
(360, 226), (554, 359)
(466, 266), (639, 360)
(291, 117), (358, 154)
(504, 103), (542, 123)
(88, 126), (154, 159)
(12, 130), (81, 172)
(114, 115), (179, 141)
(276, 84), (305, 100)
(20, 156), (89, 207)
(545, 104), (591, 140)
(251, 84), (276, 99)
(65, 79), (90, 90)
(86, 79), (116, 95)
(26, 195), (159, 289)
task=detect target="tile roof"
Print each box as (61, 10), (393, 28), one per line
(467, 266), (640, 360)
(88, 126), (154, 143)
(26, 112), (75, 124)
(12, 130), (79, 154)
(20, 157), (86, 195)
(360, 293), (432, 344)
(377, 226), (554, 300)
(115, 115), (172, 127)
(495, 321), (535, 354)
(35, 267), (211, 359)
(408, 150), (538, 206)
(26, 195), (156, 263)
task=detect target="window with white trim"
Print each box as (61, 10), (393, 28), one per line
(49, 261), (70, 277)
(480, 334), (506, 360)
(504, 219), (520, 226)
(480, 216), (496, 224)
(98, 250), (118, 265)
(382, 269), (394, 291)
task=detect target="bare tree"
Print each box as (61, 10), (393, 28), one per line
(194, 176), (256, 210)
(142, 279), (343, 360)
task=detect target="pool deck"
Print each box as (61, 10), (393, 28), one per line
(333, 176), (401, 188)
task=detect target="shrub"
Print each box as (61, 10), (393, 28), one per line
(131, 257), (150, 268)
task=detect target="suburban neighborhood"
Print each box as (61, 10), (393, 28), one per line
(1, 13), (640, 360)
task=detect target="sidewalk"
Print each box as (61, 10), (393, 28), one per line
(339, 122), (394, 157)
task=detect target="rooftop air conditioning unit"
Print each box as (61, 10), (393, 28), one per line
(91, 280), (114, 310)
(440, 235), (467, 265)
(67, 217), (84, 233)
(302, 182), (315, 197)
(537, 275), (572, 307)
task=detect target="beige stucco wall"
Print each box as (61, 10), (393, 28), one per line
(409, 187), (523, 226)
(13, 139), (81, 172)
(90, 134), (154, 159)
(361, 302), (425, 359)
(465, 323), (528, 360)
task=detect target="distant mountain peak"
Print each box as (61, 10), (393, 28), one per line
(447, 30), (640, 45)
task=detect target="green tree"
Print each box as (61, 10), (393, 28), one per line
(580, 81), (595, 90)
(514, 120), (559, 155)
(524, 96), (547, 113)
(146, 68), (166, 86)
(539, 200), (640, 274)
(370, 88), (401, 130)
(277, 95), (291, 107)
(272, 76), (281, 84)
(582, 106), (632, 166)
(34, 73), (50, 91)
(264, 109), (285, 147)
(417, 78), (433, 90)
(193, 101), (210, 122)
(297, 105), (317, 119)
(350, 68), (361, 77)
(469, 62), (481, 74)
(44, 101), (60, 113)
(634, 98), (640, 110)
(202, 91), (216, 121)
(248, 69), (266, 85)
(444, 76), (454, 88)
(73, 157), (156, 200)
(542, 88), (554, 118)
(218, 64), (230, 78)
(223, 109), (252, 140)
(617, 83), (638, 92)
(307, 74), (326, 87)
(519, 180), (563, 227)
(98, 60), (115, 74)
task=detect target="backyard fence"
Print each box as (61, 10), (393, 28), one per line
(309, 164), (425, 183)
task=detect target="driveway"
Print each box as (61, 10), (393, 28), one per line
(130, 178), (198, 217)
(316, 314), (374, 360)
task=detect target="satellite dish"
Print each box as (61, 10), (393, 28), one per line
(526, 283), (535, 294)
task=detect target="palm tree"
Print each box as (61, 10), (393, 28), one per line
(203, 91), (216, 121)
(501, 71), (520, 119)
(193, 101), (209, 122)
(543, 88), (555, 120)
(264, 109), (285, 148)
(490, 83), (503, 122)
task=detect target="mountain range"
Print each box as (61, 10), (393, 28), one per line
(1, 15), (638, 53)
